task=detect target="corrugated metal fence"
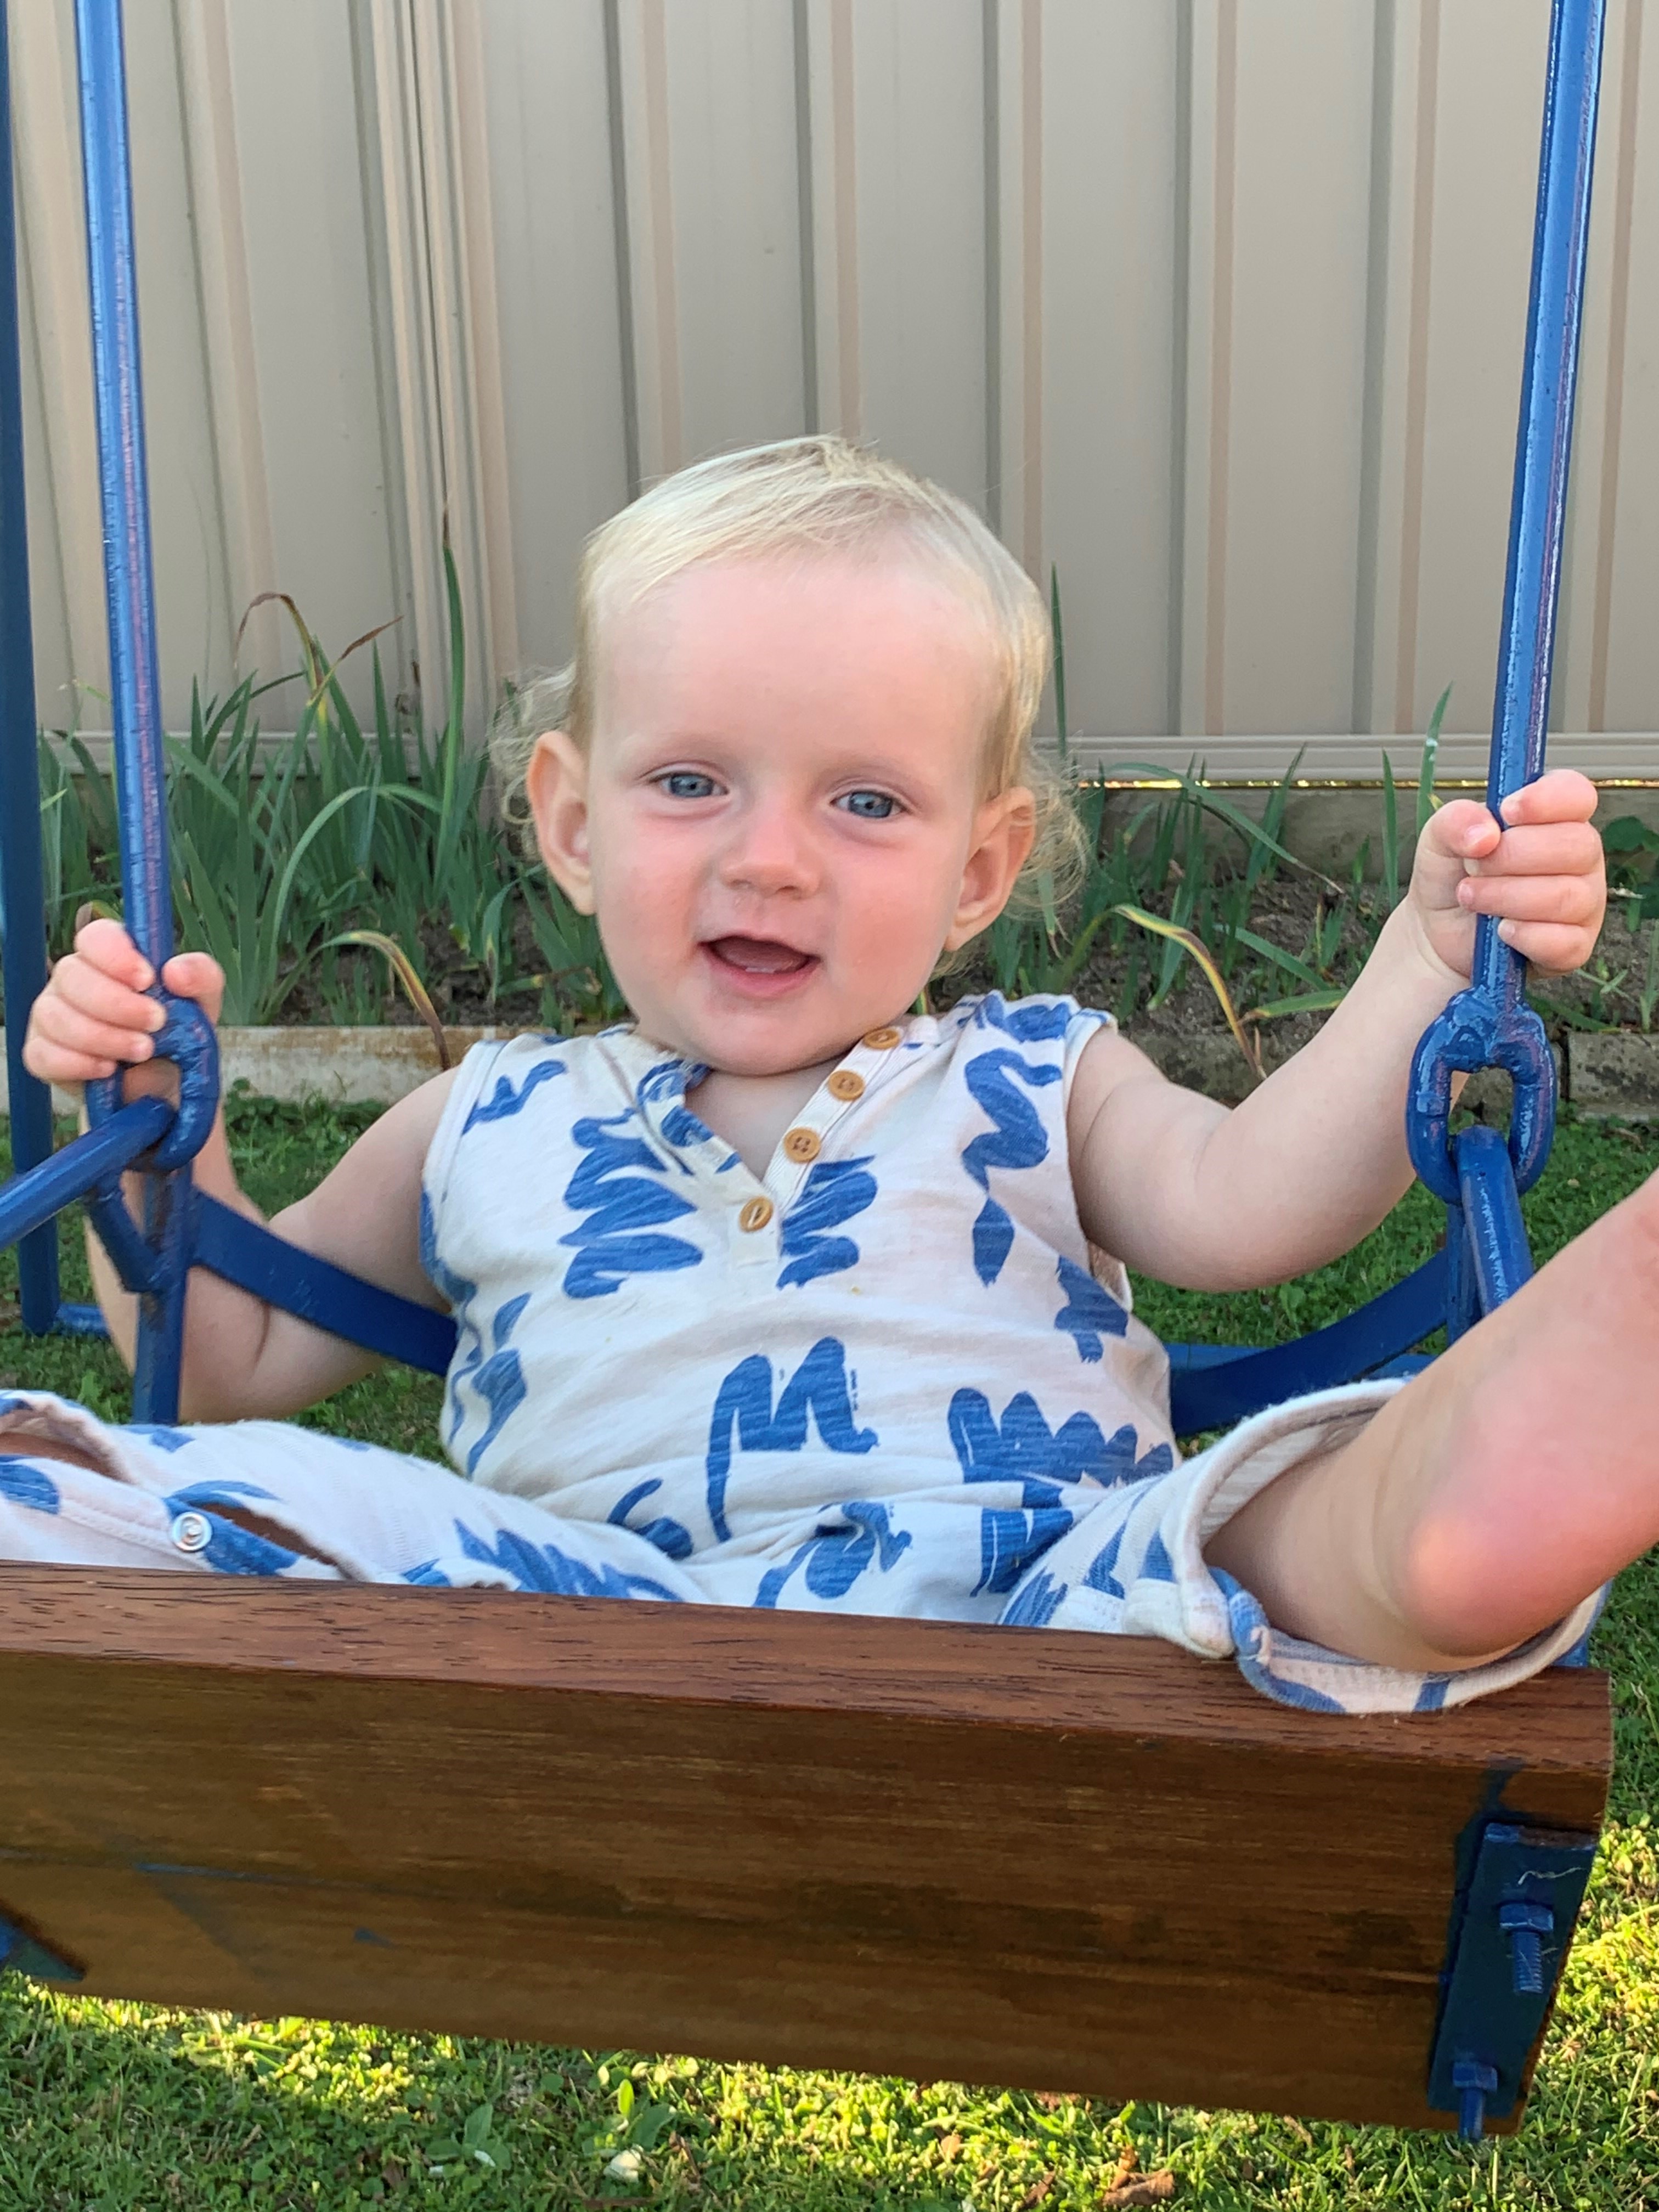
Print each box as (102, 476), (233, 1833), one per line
(9, 0), (1658, 778)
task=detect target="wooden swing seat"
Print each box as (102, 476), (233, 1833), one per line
(0, 1570), (1610, 2132)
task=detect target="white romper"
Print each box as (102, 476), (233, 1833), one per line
(0, 992), (1600, 1713)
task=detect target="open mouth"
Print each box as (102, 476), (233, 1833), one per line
(701, 936), (820, 989)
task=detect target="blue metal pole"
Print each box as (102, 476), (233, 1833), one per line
(74, 0), (186, 1418)
(0, 2), (61, 1333)
(1477, 0), (1607, 1014)
(1406, 0), (1604, 1218)
(74, 0), (172, 972)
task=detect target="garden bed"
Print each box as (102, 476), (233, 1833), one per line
(12, 664), (1659, 1113)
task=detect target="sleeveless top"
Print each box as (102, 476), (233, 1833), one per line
(419, 992), (1179, 1611)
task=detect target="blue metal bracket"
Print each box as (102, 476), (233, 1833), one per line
(1427, 1820), (1597, 2139)
(0, 1912), (82, 1984)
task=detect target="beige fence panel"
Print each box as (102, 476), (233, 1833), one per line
(7, 0), (1657, 779)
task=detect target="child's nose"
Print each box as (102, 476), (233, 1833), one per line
(716, 801), (820, 896)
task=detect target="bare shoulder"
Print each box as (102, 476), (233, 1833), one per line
(1064, 1022), (1174, 1150)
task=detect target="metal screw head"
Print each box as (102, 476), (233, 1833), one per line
(168, 1509), (213, 1554)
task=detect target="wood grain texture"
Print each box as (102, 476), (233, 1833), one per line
(0, 1572), (1611, 2131)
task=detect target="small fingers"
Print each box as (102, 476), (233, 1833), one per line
(50, 956), (166, 1035)
(19, 1041), (117, 1086)
(1495, 918), (1599, 972)
(1456, 871), (1604, 924)
(72, 915), (154, 989)
(1423, 798), (1501, 861)
(1498, 769), (1600, 826)
(159, 950), (227, 1022)
(1462, 820), (1606, 878)
(26, 987), (157, 1072)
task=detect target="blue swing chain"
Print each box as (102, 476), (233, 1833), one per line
(1405, 0), (1604, 1238)
(72, 0), (217, 1418)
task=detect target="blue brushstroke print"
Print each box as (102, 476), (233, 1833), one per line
(462, 1054), (566, 1132)
(777, 1155), (877, 1288)
(949, 1387), (1172, 1492)
(607, 1477), (695, 1561)
(970, 991), (1074, 1042)
(0, 1460), (59, 1513)
(1001, 1566), (1067, 1627)
(1053, 1254), (1128, 1362)
(753, 1501), (912, 1608)
(453, 1519), (682, 1602)
(635, 1059), (714, 1160)
(960, 1047), (1063, 1283)
(464, 1292), (530, 1476)
(421, 1189), (486, 1453)
(560, 1111), (702, 1298)
(949, 1384), (1172, 1598)
(705, 1336), (878, 1542)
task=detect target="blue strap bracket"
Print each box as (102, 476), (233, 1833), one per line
(1427, 1819), (1597, 2139)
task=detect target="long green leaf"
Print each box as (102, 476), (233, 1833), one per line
(1227, 927), (1325, 990)
(1111, 904), (1261, 1079)
(1381, 752), (1400, 908)
(1417, 685), (1450, 842)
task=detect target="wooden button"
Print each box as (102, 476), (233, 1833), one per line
(826, 1069), (865, 1102)
(738, 1196), (775, 1233)
(781, 1126), (822, 1164)
(861, 1026), (901, 1049)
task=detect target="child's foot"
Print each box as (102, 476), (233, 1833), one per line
(1355, 1158), (1659, 1657)
(1206, 1161), (1659, 1672)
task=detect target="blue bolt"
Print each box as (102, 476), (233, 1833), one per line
(1498, 1900), (1554, 1995)
(1453, 2057), (1498, 2143)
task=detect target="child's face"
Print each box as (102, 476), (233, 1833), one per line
(527, 553), (1034, 1075)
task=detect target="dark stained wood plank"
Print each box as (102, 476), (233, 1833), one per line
(0, 1570), (1612, 2131)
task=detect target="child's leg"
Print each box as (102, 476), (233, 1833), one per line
(0, 1397), (341, 1576)
(0, 1390), (705, 1599)
(1206, 1161), (1659, 1672)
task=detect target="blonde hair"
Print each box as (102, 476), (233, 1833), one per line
(491, 436), (1084, 916)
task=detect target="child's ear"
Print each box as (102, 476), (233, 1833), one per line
(526, 731), (596, 914)
(943, 786), (1037, 951)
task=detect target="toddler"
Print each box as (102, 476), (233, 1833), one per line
(10, 438), (1645, 1716)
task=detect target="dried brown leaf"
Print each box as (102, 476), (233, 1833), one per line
(1101, 2172), (1176, 2209)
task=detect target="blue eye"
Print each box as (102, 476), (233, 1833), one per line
(658, 771), (719, 800)
(838, 789), (898, 820)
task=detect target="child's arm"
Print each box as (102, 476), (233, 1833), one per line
(22, 918), (454, 1422)
(1067, 771), (1606, 1289)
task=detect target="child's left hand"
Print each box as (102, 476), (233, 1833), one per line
(1407, 768), (1605, 980)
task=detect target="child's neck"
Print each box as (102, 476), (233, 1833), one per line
(687, 1055), (848, 1180)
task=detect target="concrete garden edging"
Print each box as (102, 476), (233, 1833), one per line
(0, 1024), (1649, 1119)
(0, 1025), (511, 1116)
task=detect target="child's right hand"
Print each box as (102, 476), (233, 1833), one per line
(21, 918), (224, 1097)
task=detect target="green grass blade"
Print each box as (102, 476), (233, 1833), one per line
(1417, 684), (1450, 842)
(1381, 752), (1399, 907)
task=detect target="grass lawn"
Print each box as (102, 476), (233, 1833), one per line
(0, 1097), (1654, 2211)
